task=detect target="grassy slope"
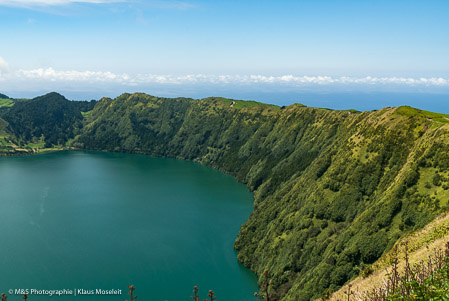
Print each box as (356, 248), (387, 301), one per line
(0, 98), (14, 108)
(238, 107), (449, 300)
(75, 93), (449, 300)
(328, 109), (449, 298)
(395, 106), (449, 124)
(81, 110), (92, 118)
(330, 210), (449, 300)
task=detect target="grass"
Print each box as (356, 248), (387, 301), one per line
(336, 241), (449, 300)
(345, 109), (361, 113)
(415, 167), (449, 208)
(203, 96), (280, 110)
(231, 99), (279, 110)
(329, 211), (449, 300)
(0, 135), (67, 155)
(26, 142), (45, 149)
(81, 110), (92, 118)
(0, 138), (13, 146)
(0, 134), (16, 153)
(395, 106), (449, 124)
(0, 98), (14, 108)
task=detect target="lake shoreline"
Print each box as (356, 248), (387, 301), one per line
(0, 151), (259, 300)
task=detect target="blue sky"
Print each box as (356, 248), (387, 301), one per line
(1, 0), (449, 105)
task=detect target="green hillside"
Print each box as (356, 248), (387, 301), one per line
(0, 92), (97, 153)
(2, 91), (448, 299)
(0, 99), (14, 109)
(73, 93), (449, 300)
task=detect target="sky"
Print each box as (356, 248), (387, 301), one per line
(0, 0), (449, 110)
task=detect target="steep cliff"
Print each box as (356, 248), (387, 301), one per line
(75, 93), (449, 300)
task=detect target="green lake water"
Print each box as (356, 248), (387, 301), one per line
(0, 151), (258, 300)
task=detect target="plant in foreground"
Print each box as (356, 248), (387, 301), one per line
(0, 294), (27, 300)
(191, 286), (217, 301)
(207, 290), (217, 301)
(335, 241), (449, 300)
(126, 285), (137, 301)
(191, 285), (200, 301)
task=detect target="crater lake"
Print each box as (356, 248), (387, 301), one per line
(0, 151), (258, 300)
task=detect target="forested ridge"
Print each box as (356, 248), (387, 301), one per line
(0, 92), (96, 153)
(2, 92), (449, 300)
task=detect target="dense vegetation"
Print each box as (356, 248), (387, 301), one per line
(336, 241), (449, 300)
(0, 92), (96, 152)
(74, 93), (449, 300)
(376, 242), (449, 300)
(2, 92), (449, 300)
(330, 209), (449, 299)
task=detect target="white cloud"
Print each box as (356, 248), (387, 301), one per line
(0, 56), (10, 74)
(1, 67), (449, 90)
(147, 0), (194, 10)
(17, 68), (129, 82)
(0, 0), (124, 7)
(0, 0), (195, 9)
